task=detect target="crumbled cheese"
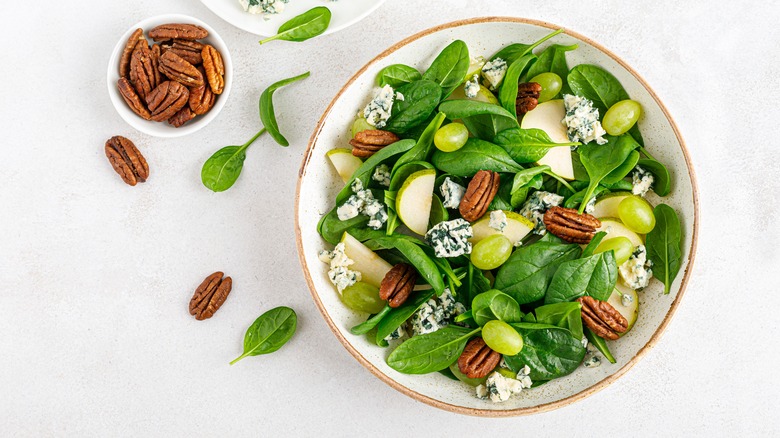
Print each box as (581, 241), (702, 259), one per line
(464, 74), (480, 98)
(336, 179), (388, 230)
(583, 355), (602, 368)
(562, 94), (607, 145)
(619, 245), (654, 289)
(584, 196), (596, 214)
(239, 0), (289, 18)
(319, 243), (361, 293)
(383, 323), (407, 342)
(440, 177), (466, 209)
(409, 288), (463, 336)
(581, 336), (589, 349)
(632, 165), (655, 197)
(476, 366), (532, 403)
(363, 85), (395, 129)
(372, 164), (391, 187)
(621, 292), (634, 307)
(395, 92), (404, 101)
(519, 191), (564, 235)
(425, 219), (473, 258)
(489, 210), (507, 232)
(481, 58), (507, 90)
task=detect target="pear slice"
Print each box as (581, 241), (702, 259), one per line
(448, 84), (499, 104)
(591, 191), (632, 219)
(340, 232), (392, 288)
(396, 169), (436, 235)
(596, 218), (643, 247)
(469, 211), (534, 245)
(607, 283), (639, 333)
(520, 99), (574, 180)
(326, 148), (363, 183)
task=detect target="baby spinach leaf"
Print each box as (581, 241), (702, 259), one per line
(432, 138), (523, 176)
(386, 326), (478, 374)
(472, 289), (523, 326)
(601, 150), (639, 185)
(260, 72), (311, 146)
(504, 324), (586, 380)
(259, 7), (331, 44)
(545, 250), (617, 304)
(576, 134), (639, 213)
(377, 64), (422, 88)
(350, 305), (392, 335)
(421, 40), (470, 98)
(335, 139), (415, 204)
(230, 307), (297, 365)
(534, 302), (583, 341)
(511, 165), (550, 194)
(510, 174), (543, 208)
(429, 194), (448, 228)
(457, 263), (491, 306)
(494, 240), (581, 304)
(375, 290), (435, 342)
(498, 54), (537, 118)
(581, 231), (607, 258)
(585, 327), (616, 363)
(563, 185), (609, 210)
(438, 100), (519, 141)
(567, 64), (629, 114)
(637, 155), (671, 196)
(489, 28), (564, 64)
(385, 80), (442, 133)
(392, 112), (446, 173)
(201, 145), (247, 192)
(317, 208), (368, 245)
(488, 177), (515, 211)
(645, 204), (683, 295)
(365, 236), (446, 296)
(523, 43), (578, 95)
(494, 128), (579, 163)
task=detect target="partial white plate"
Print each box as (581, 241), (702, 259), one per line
(200, 0), (385, 37)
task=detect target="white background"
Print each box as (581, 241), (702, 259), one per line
(1, 0), (778, 436)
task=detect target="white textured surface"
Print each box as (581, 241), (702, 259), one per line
(0, 0), (778, 436)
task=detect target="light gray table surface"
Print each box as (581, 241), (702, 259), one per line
(1, 0), (778, 436)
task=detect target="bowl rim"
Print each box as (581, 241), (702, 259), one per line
(106, 13), (233, 138)
(295, 16), (700, 417)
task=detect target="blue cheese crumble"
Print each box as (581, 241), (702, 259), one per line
(440, 177), (466, 209)
(363, 85), (395, 129)
(476, 366), (533, 403)
(239, 0), (289, 18)
(372, 164), (391, 187)
(383, 323), (407, 342)
(481, 58), (507, 91)
(318, 243), (361, 293)
(519, 191), (564, 235)
(583, 355), (601, 368)
(337, 179), (388, 230)
(619, 245), (654, 289)
(489, 210), (507, 232)
(409, 288), (465, 336)
(562, 94), (607, 145)
(464, 74), (480, 98)
(621, 292), (634, 307)
(632, 165), (655, 197)
(425, 219), (473, 258)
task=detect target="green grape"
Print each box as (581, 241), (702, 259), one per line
(482, 320), (523, 356)
(594, 236), (634, 264)
(434, 123), (469, 152)
(470, 234), (512, 270)
(351, 117), (374, 138)
(449, 363), (488, 387)
(341, 282), (385, 314)
(603, 99), (642, 136)
(618, 195), (656, 234)
(529, 72), (563, 103)
(496, 368), (517, 379)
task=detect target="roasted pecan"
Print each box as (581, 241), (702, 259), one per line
(459, 170), (500, 222)
(201, 45), (225, 94)
(576, 296), (628, 340)
(379, 263), (417, 308)
(168, 106), (195, 127)
(162, 39), (204, 65)
(150, 44), (163, 87)
(516, 82), (542, 115)
(119, 28), (147, 78)
(146, 81), (189, 122)
(458, 337), (501, 379)
(543, 206), (601, 244)
(105, 136), (149, 186)
(189, 271), (232, 320)
(117, 77), (152, 120)
(129, 43), (158, 100)
(148, 23), (208, 41)
(158, 50), (204, 87)
(189, 75), (215, 115)
(349, 130), (400, 158)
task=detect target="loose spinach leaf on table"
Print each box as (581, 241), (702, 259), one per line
(534, 302), (584, 341)
(230, 307), (297, 365)
(438, 100), (519, 141)
(421, 40), (470, 98)
(432, 138), (523, 176)
(489, 28), (564, 64)
(494, 240), (581, 304)
(498, 54), (537, 118)
(504, 324), (586, 380)
(576, 134), (639, 213)
(637, 154), (672, 196)
(471, 289), (523, 326)
(386, 326), (479, 374)
(545, 250), (618, 304)
(567, 64), (629, 114)
(645, 204), (683, 294)
(260, 72), (311, 146)
(377, 64), (422, 88)
(494, 128), (579, 164)
(384, 80), (442, 133)
(259, 7), (331, 44)
(523, 43), (578, 95)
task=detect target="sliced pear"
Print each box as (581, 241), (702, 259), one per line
(466, 57), (486, 78)
(326, 148), (363, 183)
(591, 192), (632, 219)
(396, 169), (436, 235)
(469, 211), (534, 245)
(608, 283), (639, 333)
(340, 232), (392, 288)
(448, 83), (499, 104)
(597, 218), (644, 247)
(520, 99), (574, 180)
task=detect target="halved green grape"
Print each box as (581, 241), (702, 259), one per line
(618, 195), (656, 234)
(434, 123), (469, 152)
(482, 320), (524, 355)
(594, 236), (634, 265)
(351, 117), (374, 138)
(341, 282), (385, 314)
(529, 72), (563, 103)
(449, 362), (487, 387)
(603, 99), (642, 136)
(470, 234), (512, 270)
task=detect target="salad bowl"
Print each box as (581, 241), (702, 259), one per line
(295, 17), (698, 416)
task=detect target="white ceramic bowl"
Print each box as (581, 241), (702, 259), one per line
(107, 14), (232, 138)
(296, 18), (699, 416)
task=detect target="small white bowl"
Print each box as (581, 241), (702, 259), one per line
(107, 14), (232, 138)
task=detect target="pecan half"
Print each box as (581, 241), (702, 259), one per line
(577, 296), (628, 340)
(349, 130), (400, 158)
(168, 106), (195, 128)
(189, 271), (232, 320)
(158, 50), (204, 87)
(189, 76), (215, 115)
(117, 77), (152, 120)
(150, 44), (163, 87)
(543, 206), (601, 244)
(379, 263), (417, 308)
(162, 39), (204, 66)
(146, 81), (189, 122)
(129, 43), (158, 100)
(459, 170), (500, 222)
(201, 45), (225, 95)
(119, 28), (147, 78)
(148, 23), (208, 41)
(105, 136), (149, 186)
(516, 82), (542, 116)
(458, 337), (501, 379)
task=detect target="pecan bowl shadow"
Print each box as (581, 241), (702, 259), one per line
(106, 14), (232, 138)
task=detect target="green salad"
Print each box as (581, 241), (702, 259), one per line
(316, 29), (684, 403)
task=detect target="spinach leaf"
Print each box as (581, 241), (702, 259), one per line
(534, 302), (583, 341)
(494, 128), (579, 164)
(510, 174), (543, 208)
(504, 324), (586, 380)
(638, 153), (671, 196)
(375, 290), (435, 342)
(317, 208), (369, 245)
(489, 28), (563, 64)
(511, 165), (550, 194)
(385, 80), (442, 133)
(259, 72), (311, 146)
(334, 139), (415, 204)
(545, 250), (617, 304)
(386, 326), (478, 374)
(421, 40), (470, 98)
(392, 112), (446, 173)
(438, 100), (519, 141)
(365, 236), (446, 296)
(429, 194), (448, 228)
(201, 144), (248, 193)
(350, 305), (392, 335)
(602, 150), (639, 185)
(494, 240), (581, 304)
(432, 138), (523, 176)
(563, 185), (609, 210)
(258, 7), (331, 44)
(524, 43), (578, 95)
(585, 327), (616, 363)
(645, 204), (683, 295)
(377, 64), (422, 88)
(457, 263), (491, 306)
(576, 134), (639, 213)
(471, 289), (523, 326)
(567, 64), (629, 114)
(488, 176), (515, 211)
(230, 307), (297, 364)
(581, 231), (607, 258)
(498, 54), (537, 118)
